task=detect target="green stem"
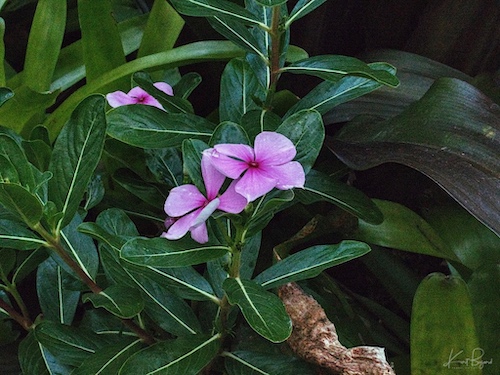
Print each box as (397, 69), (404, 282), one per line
(0, 298), (32, 330)
(5, 283), (30, 322)
(267, 5), (283, 104)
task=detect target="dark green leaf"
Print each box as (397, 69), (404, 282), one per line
(255, 0), (287, 6)
(224, 350), (315, 375)
(220, 58), (265, 123)
(113, 168), (166, 208)
(240, 109), (281, 140)
(0, 87), (13, 107)
(172, 72), (202, 100)
(283, 55), (399, 87)
(83, 173), (105, 211)
(223, 277), (292, 342)
(351, 200), (460, 261)
(48, 95), (107, 230)
(12, 247), (49, 284)
(240, 232), (262, 279)
(107, 105), (213, 148)
(23, 0), (66, 92)
(0, 219), (45, 250)
(276, 109), (324, 174)
(119, 334), (221, 375)
(182, 138), (210, 194)
(22, 139), (52, 172)
(0, 132), (36, 189)
(297, 169), (384, 224)
(170, 0), (262, 25)
(210, 121), (250, 146)
(330, 78), (500, 236)
(18, 332), (70, 375)
(83, 285), (144, 319)
(145, 147), (183, 187)
(0, 183), (43, 227)
(411, 273), (481, 374)
(0, 248), (15, 280)
(286, 0), (328, 26)
(254, 240), (371, 289)
(121, 237), (230, 268)
(36, 257), (80, 324)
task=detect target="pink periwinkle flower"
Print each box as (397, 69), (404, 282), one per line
(106, 82), (173, 109)
(162, 155), (248, 243)
(203, 132), (305, 202)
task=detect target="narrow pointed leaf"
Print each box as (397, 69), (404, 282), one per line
(254, 241), (371, 289)
(223, 278), (292, 342)
(411, 273), (481, 374)
(106, 105), (213, 148)
(283, 55), (399, 87)
(121, 237), (230, 268)
(0, 219), (45, 250)
(48, 95), (107, 230)
(170, 0), (261, 25)
(119, 334), (221, 375)
(83, 285), (144, 319)
(286, 0), (328, 26)
(23, 0), (66, 92)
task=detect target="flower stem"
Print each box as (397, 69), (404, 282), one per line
(268, 5), (283, 95)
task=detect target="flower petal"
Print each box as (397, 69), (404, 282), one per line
(163, 208), (202, 240)
(218, 180), (248, 213)
(204, 147), (250, 179)
(153, 82), (174, 96)
(106, 91), (137, 107)
(272, 161), (306, 189)
(127, 87), (163, 109)
(190, 222), (208, 243)
(192, 198), (220, 228)
(235, 168), (277, 202)
(164, 185), (206, 217)
(201, 154), (225, 200)
(254, 132), (296, 166)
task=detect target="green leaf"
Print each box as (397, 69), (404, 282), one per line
(172, 72), (202, 99)
(48, 95), (107, 231)
(0, 183), (43, 227)
(121, 237), (230, 268)
(0, 248), (15, 280)
(113, 168), (166, 208)
(78, 0), (126, 84)
(255, 0), (287, 6)
(0, 88), (13, 106)
(283, 55), (399, 87)
(286, 0), (328, 27)
(0, 18), (5, 86)
(106, 105), (213, 148)
(254, 240), (371, 289)
(23, 0), (66, 92)
(119, 334), (221, 375)
(276, 109), (324, 174)
(182, 138), (210, 194)
(22, 139), (52, 172)
(219, 58), (265, 123)
(170, 0), (262, 26)
(223, 277), (291, 343)
(240, 109), (281, 140)
(145, 147), (183, 187)
(33, 320), (107, 367)
(351, 199), (459, 261)
(18, 331), (70, 375)
(297, 169), (384, 224)
(12, 247), (49, 284)
(36, 257), (80, 325)
(72, 339), (144, 375)
(0, 132), (36, 189)
(411, 273), (481, 374)
(82, 285), (144, 319)
(330, 78), (500, 236)
(468, 265), (500, 375)
(224, 350), (315, 375)
(83, 173), (105, 211)
(0, 219), (45, 250)
(284, 63), (395, 118)
(210, 121), (250, 146)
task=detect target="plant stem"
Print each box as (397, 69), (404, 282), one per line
(0, 298), (32, 330)
(5, 283), (30, 322)
(268, 5), (283, 95)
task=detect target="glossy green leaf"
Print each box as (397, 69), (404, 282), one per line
(0, 132), (36, 189)
(33, 320), (107, 366)
(224, 350), (315, 375)
(254, 240), (371, 289)
(468, 264), (500, 375)
(145, 147), (183, 187)
(23, 0), (66, 92)
(22, 139), (52, 172)
(107, 105), (213, 148)
(283, 55), (399, 87)
(83, 285), (143, 319)
(220, 58), (265, 123)
(172, 72), (202, 99)
(48, 95), (107, 231)
(331, 78), (500, 236)
(83, 173), (105, 211)
(119, 334), (221, 375)
(121, 237), (230, 268)
(0, 88), (12, 107)
(18, 331), (69, 375)
(182, 138), (210, 194)
(133, 71), (194, 114)
(286, 0), (328, 27)
(36, 257), (80, 325)
(72, 339), (143, 375)
(284, 63), (395, 118)
(12, 247), (49, 284)
(351, 199), (459, 261)
(223, 277), (292, 342)
(276, 109), (324, 174)
(0, 219), (45, 250)
(0, 183), (43, 227)
(255, 0), (287, 5)
(240, 109), (281, 140)
(0, 248), (15, 280)
(297, 169), (384, 224)
(210, 121), (250, 146)
(113, 168), (166, 208)
(170, 0), (262, 26)
(137, 0), (184, 57)
(78, 0), (126, 84)
(411, 273), (481, 374)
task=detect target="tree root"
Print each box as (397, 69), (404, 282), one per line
(278, 282), (396, 375)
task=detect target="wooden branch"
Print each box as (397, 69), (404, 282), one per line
(279, 282), (396, 375)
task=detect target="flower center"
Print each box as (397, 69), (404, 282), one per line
(248, 161), (259, 168)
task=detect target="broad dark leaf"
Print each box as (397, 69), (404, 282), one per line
(0, 219), (45, 250)
(82, 285), (144, 319)
(170, 0), (261, 25)
(224, 350), (315, 375)
(329, 78), (500, 236)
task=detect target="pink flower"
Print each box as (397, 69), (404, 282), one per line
(162, 155), (248, 243)
(203, 132), (305, 202)
(106, 82), (173, 109)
